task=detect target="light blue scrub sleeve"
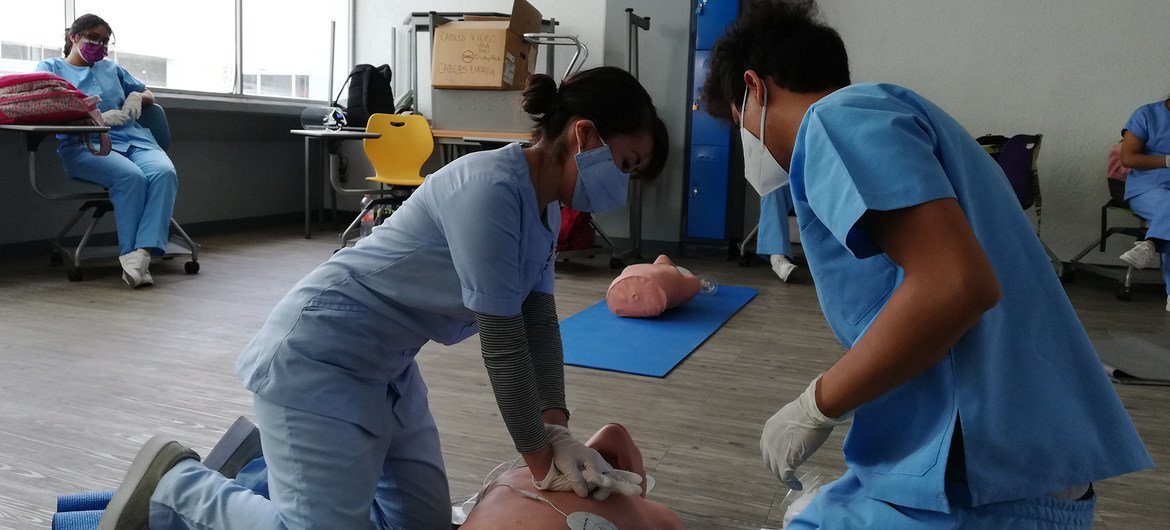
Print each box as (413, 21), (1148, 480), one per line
(1124, 106), (1150, 142)
(116, 64), (147, 95)
(439, 179), (529, 316)
(802, 102), (957, 258)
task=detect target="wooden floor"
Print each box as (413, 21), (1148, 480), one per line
(0, 226), (1166, 529)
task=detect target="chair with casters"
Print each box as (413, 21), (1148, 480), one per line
(37, 103), (199, 281)
(977, 133), (1065, 279)
(1067, 150), (1163, 300)
(336, 113), (433, 249)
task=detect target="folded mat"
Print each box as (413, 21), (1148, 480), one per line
(1094, 332), (1170, 386)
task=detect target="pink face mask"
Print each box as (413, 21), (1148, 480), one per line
(78, 40), (108, 64)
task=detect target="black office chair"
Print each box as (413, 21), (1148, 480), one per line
(39, 104), (199, 281)
(1067, 173), (1160, 300)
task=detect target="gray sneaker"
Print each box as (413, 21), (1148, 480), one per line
(98, 436), (199, 530)
(1119, 240), (1157, 269)
(203, 416), (262, 479)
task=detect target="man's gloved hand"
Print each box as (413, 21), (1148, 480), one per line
(761, 375), (851, 490)
(100, 109), (129, 126)
(533, 424), (643, 498)
(121, 92), (143, 120)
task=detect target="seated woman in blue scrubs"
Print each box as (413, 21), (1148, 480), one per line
(37, 14), (177, 289)
(1118, 98), (1170, 312)
(701, 3), (1151, 528)
(95, 66), (667, 529)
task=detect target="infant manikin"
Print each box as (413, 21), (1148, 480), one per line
(606, 255), (716, 318)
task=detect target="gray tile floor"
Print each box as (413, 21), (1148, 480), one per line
(0, 227), (1165, 529)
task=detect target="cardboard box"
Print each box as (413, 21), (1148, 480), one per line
(431, 0), (542, 90)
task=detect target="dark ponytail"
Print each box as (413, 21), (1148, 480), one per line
(521, 66), (659, 146)
(63, 14), (112, 57)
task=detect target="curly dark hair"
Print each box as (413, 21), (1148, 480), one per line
(701, 0), (849, 122)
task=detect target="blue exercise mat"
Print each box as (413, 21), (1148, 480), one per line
(561, 285), (757, 377)
(56, 491), (112, 512)
(51, 509), (102, 530)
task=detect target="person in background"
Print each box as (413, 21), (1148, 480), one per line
(702, 2), (1151, 527)
(36, 14), (177, 289)
(758, 186), (799, 281)
(1118, 96), (1170, 312)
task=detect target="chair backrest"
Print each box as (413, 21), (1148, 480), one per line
(363, 113), (433, 180)
(138, 104), (171, 151)
(996, 134), (1041, 210)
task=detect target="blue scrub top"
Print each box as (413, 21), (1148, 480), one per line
(35, 57), (157, 151)
(1122, 100), (1170, 200)
(790, 83), (1152, 511)
(236, 143), (558, 432)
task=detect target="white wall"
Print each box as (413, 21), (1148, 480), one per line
(594, 0), (691, 244)
(818, 0), (1170, 261)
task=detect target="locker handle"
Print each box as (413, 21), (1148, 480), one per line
(696, 153), (715, 161)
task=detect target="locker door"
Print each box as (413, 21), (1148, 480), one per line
(690, 50), (731, 147)
(686, 144), (730, 239)
(695, 0), (738, 50)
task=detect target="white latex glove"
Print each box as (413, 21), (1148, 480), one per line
(100, 109), (129, 126)
(533, 424), (643, 498)
(761, 375), (851, 490)
(121, 92), (143, 120)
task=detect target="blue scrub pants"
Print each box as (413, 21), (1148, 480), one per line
(788, 470), (1095, 529)
(757, 185), (794, 257)
(1127, 184), (1170, 293)
(146, 365), (451, 529)
(57, 143), (177, 256)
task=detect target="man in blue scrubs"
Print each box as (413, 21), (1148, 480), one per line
(702, 3), (1152, 527)
(1118, 98), (1170, 311)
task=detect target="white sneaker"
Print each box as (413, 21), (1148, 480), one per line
(119, 249), (152, 288)
(770, 255), (798, 282)
(1119, 240), (1157, 269)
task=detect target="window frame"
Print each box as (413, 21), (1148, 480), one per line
(57, 0), (352, 105)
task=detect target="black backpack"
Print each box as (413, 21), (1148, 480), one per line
(333, 64), (394, 128)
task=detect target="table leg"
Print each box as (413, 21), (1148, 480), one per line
(304, 137), (312, 239)
(318, 141), (329, 231)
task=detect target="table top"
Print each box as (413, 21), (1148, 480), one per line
(431, 128), (530, 142)
(290, 128), (381, 139)
(0, 124), (110, 133)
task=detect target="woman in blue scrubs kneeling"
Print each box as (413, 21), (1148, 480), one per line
(701, 3), (1152, 528)
(96, 67), (666, 529)
(37, 14), (177, 288)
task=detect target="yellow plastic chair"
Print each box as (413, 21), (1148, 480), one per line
(339, 113), (434, 247)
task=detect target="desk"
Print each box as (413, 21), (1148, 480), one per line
(431, 129), (530, 165)
(1, 124), (111, 201)
(290, 129), (381, 239)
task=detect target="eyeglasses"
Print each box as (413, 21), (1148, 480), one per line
(78, 32), (112, 48)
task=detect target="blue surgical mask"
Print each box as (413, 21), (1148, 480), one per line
(571, 137), (629, 213)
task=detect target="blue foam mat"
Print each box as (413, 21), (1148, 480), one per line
(52, 509), (102, 530)
(561, 285), (757, 377)
(56, 491), (113, 512)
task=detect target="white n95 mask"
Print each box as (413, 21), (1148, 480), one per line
(740, 85), (788, 196)
(572, 134), (630, 213)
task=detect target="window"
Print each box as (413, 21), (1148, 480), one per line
(243, 0), (350, 101)
(74, 1), (235, 92)
(0, 3), (65, 76)
(3, 1), (350, 100)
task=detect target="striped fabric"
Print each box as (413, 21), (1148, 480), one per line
(522, 292), (567, 416)
(475, 311), (548, 452)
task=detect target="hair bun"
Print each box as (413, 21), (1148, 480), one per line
(521, 74), (558, 118)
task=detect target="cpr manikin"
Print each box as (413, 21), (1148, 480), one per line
(460, 423), (683, 530)
(606, 255), (717, 317)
